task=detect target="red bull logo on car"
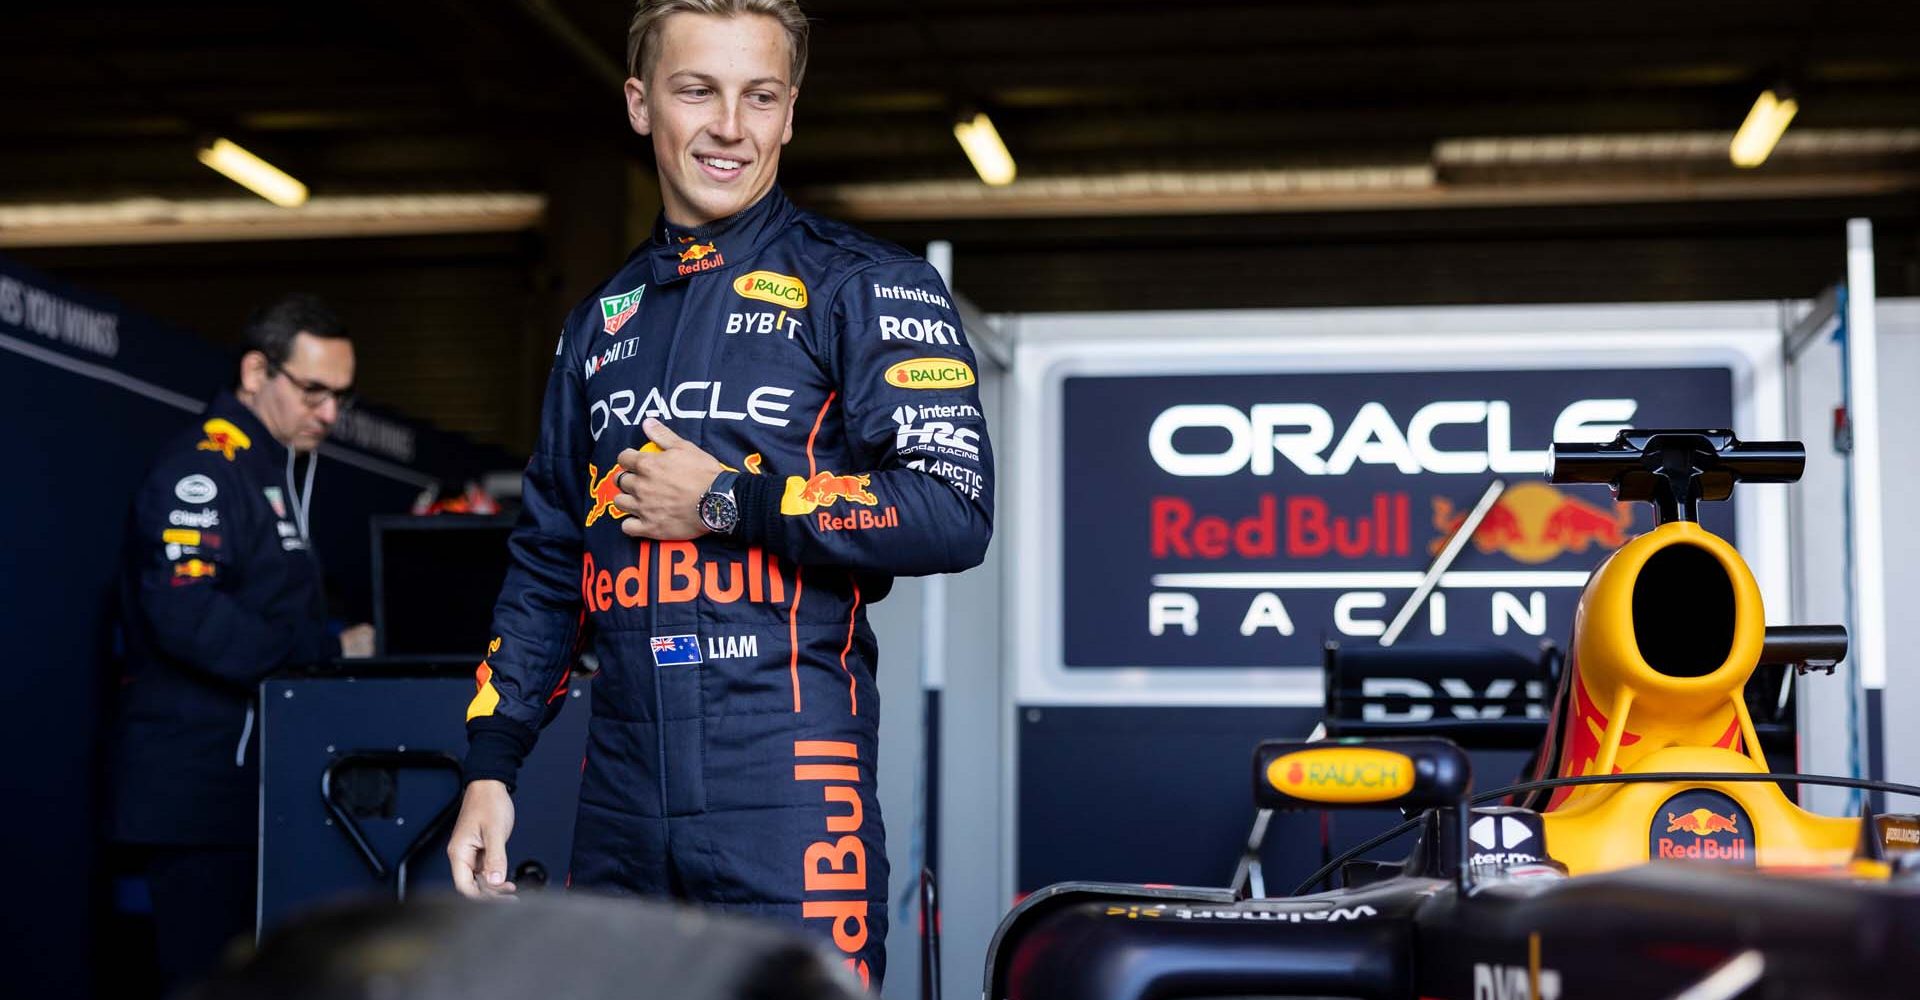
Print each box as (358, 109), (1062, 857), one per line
(1430, 481), (1634, 564)
(196, 418), (252, 461)
(1650, 790), (1754, 865)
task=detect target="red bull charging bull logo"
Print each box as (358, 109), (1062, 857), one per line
(170, 559), (217, 586)
(780, 471), (899, 531)
(196, 418), (252, 461)
(583, 445), (668, 527)
(585, 463), (631, 528)
(1430, 481), (1633, 564)
(781, 471), (879, 514)
(1666, 808), (1740, 836)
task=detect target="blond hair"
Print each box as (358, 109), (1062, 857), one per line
(626, 0), (810, 87)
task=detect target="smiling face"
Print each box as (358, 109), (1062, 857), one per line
(625, 12), (798, 228)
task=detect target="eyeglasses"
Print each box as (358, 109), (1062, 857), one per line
(268, 360), (357, 411)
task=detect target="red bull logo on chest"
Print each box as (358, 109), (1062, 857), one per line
(196, 418), (252, 461)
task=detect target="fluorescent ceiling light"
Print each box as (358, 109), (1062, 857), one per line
(1729, 90), (1798, 168)
(953, 113), (1016, 186)
(1439, 128), (1920, 165)
(196, 138), (309, 207)
(0, 193), (545, 247)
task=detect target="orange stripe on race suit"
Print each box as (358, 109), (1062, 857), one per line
(804, 392), (835, 479)
(794, 764), (861, 782)
(788, 567), (806, 712)
(840, 580), (862, 715)
(795, 740), (858, 759)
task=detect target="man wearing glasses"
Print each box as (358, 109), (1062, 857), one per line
(111, 292), (374, 990)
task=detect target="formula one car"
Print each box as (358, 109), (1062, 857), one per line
(985, 430), (1920, 1000)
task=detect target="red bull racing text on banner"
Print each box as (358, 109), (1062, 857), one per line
(1061, 368), (1736, 667)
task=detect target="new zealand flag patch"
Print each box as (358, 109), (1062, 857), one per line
(650, 634), (703, 666)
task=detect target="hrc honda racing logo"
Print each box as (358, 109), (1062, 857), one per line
(891, 403), (980, 461)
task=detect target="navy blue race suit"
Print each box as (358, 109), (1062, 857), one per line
(463, 186), (994, 988)
(114, 391), (340, 846)
(113, 391), (340, 987)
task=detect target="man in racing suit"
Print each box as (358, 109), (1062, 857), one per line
(446, 2), (992, 989)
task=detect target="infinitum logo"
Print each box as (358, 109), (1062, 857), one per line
(871, 283), (949, 310)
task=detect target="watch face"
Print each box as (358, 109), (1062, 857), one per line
(700, 491), (738, 533)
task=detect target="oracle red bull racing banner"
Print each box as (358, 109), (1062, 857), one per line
(1061, 367), (1735, 668)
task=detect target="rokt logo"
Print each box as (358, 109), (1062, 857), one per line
(878, 315), (960, 346)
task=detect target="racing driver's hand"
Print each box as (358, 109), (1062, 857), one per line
(448, 779), (517, 900)
(614, 418), (724, 540)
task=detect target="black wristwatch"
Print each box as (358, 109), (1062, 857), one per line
(698, 470), (740, 535)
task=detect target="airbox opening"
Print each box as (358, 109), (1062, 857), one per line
(1632, 544), (1735, 678)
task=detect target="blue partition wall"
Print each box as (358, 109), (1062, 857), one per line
(0, 255), (511, 998)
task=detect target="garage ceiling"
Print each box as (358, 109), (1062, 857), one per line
(6, 1), (1918, 449)
(6, 0), (1918, 217)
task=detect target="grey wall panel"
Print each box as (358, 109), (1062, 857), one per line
(1874, 302), (1920, 793)
(869, 328), (1007, 1000)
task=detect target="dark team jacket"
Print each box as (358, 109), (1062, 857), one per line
(113, 392), (340, 844)
(464, 185), (995, 781)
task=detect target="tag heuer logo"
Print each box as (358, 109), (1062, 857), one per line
(600, 285), (647, 335)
